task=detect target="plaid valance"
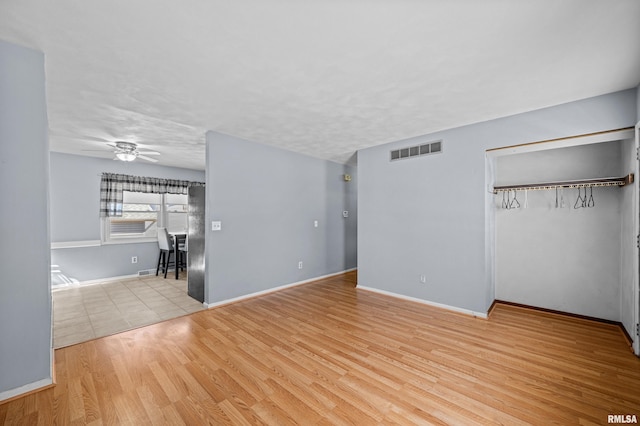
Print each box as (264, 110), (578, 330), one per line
(100, 173), (205, 217)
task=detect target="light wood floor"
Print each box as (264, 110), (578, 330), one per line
(2, 271), (639, 425)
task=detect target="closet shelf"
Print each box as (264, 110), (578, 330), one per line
(493, 173), (634, 193)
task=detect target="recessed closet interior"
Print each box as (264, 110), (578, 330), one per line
(492, 135), (636, 339)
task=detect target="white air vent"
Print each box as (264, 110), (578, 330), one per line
(390, 140), (443, 162)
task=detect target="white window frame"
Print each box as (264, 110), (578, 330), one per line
(101, 192), (187, 245)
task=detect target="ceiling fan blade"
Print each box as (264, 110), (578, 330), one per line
(138, 151), (160, 155)
(138, 155), (159, 163)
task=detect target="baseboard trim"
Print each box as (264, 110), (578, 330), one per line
(204, 268), (358, 309)
(357, 286), (488, 319)
(0, 378), (54, 405)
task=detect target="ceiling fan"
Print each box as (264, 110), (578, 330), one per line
(110, 141), (160, 162)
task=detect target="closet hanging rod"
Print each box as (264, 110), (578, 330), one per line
(492, 173), (634, 193)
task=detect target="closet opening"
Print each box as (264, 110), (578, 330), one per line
(485, 128), (638, 355)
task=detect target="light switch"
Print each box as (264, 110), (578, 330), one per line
(314, 220), (318, 228)
(211, 221), (222, 231)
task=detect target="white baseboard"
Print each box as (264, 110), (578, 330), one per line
(204, 268), (357, 309)
(0, 377), (53, 403)
(357, 285), (488, 319)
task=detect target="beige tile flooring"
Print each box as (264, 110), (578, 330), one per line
(52, 274), (205, 348)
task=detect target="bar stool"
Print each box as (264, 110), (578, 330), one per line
(156, 227), (175, 279)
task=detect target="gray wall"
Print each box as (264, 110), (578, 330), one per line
(495, 141), (625, 321)
(358, 89), (637, 314)
(0, 40), (52, 397)
(50, 152), (204, 282)
(204, 131), (357, 304)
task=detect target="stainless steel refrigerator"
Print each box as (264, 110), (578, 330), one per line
(187, 185), (205, 302)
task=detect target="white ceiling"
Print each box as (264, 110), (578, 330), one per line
(1, 0), (639, 170)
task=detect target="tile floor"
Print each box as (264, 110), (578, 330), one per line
(52, 274), (205, 348)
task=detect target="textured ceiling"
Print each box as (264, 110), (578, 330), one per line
(1, 0), (639, 170)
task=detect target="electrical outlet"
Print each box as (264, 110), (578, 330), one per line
(420, 274), (426, 283)
(298, 261), (303, 269)
(131, 256), (138, 264)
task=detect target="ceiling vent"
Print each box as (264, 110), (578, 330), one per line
(390, 140), (442, 162)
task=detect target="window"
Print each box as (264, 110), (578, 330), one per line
(165, 193), (188, 233)
(103, 191), (188, 243)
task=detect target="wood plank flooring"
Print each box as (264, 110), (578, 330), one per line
(2, 271), (639, 425)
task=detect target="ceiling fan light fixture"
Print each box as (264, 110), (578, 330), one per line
(116, 152), (136, 162)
